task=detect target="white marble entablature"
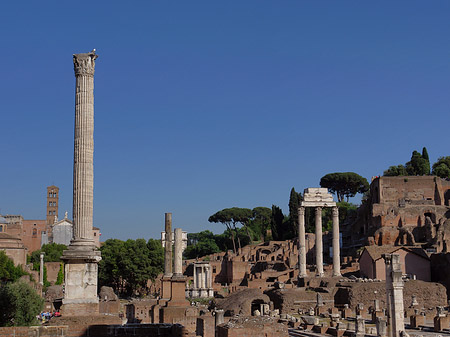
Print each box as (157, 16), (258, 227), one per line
(301, 187), (336, 208)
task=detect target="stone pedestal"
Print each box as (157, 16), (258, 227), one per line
(342, 307), (353, 319)
(376, 317), (387, 337)
(410, 315), (425, 328)
(161, 276), (172, 300)
(61, 249), (101, 312)
(372, 311), (384, 324)
(167, 276), (189, 307)
(434, 315), (450, 332)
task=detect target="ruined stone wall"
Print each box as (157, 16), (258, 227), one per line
(46, 261), (61, 284)
(335, 280), (446, 312)
(368, 176), (450, 245)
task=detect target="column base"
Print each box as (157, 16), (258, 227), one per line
(297, 277), (306, 288)
(61, 245), (101, 316)
(60, 302), (99, 316)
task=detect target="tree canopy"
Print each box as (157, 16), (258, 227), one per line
(0, 280), (43, 326)
(320, 172), (369, 202)
(29, 243), (67, 266)
(384, 147), (431, 176)
(0, 251), (26, 283)
(184, 231), (220, 259)
(208, 207), (253, 254)
(432, 156), (450, 179)
(98, 238), (163, 297)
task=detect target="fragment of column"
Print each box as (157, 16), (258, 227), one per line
(173, 228), (183, 276)
(164, 213), (173, 277)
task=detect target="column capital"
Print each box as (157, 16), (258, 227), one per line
(332, 206), (339, 217)
(73, 50), (98, 76)
(315, 206), (322, 213)
(298, 206), (305, 215)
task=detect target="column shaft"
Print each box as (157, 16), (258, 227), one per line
(173, 228), (183, 276)
(298, 207), (307, 277)
(73, 58), (96, 243)
(164, 213), (173, 277)
(332, 206), (341, 276)
(315, 207), (324, 276)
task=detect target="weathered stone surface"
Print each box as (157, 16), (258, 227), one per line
(173, 228), (183, 276)
(62, 50), (101, 313)
(301, 315), (319, 325)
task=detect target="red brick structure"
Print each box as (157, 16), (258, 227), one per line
(359, 245), (430, 281)
(22, 219), (46, 253)
(367, 176), (450, 248)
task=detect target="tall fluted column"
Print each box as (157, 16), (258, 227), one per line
(173, 228), (183, 276)
(298, 207), (307, 278)
(164, 213), (173, 277)
(72, 51), (97, 245)
(332, 206), (341, 276)
(61, 51), (101, 314)
(315, 207), (324, 277)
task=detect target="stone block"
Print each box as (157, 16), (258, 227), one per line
(160, 306), (186, 324)
(301, 315), (319, 326)
(410, 315), (425, 328)
(313, 325), (328, 334)
(60, 302), (99, 316)
(342, 308), (353, 319)
(434, 315), (450, 332)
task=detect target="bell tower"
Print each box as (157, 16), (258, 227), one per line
(46, 185), (59, 225)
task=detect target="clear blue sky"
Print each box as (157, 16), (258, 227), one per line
(1, 1), (450, 240)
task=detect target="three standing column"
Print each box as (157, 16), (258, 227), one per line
(315, 207), (324, 277)
(298, 207), (307, 278)
(332, 207), (341, 276)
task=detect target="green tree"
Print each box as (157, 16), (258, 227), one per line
(384, 164), (407, 176)
(432, 156), (450, 179)
(320, 172), (369, 202)
(406, 150), (430, 176)
(422, 147), (431, 174)
(251, 207), (272, 241)
(209, 208), (252, 253)
(184, 231), (220, 259)
(287, 188), (302, 237)
(99, 238), (163, 297)
(0, 251), (26, 283)
(270, 205), (285, 240)
(30, 243), (67, 267)
(99, 239), (124, 292)
(55, 263), (64, 285)
(0, 280), (43, 326)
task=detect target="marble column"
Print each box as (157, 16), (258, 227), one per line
(332, 206), (341, 276)
(298, 206), (307, 278)
(72, 51), (97, 247)
(173, 228), (183, 276)
(164, 213), (173, 277)
(200, 266), (204, 296)
(39, 252), (45, 285)
(315, 207), (324, 277)
(61, 50), (101, 315)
